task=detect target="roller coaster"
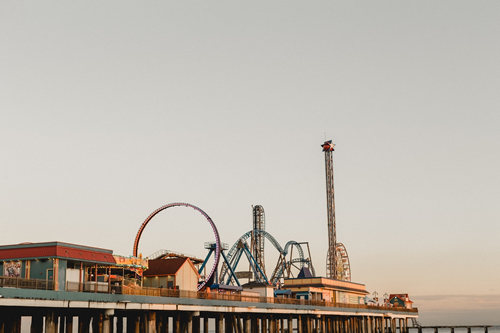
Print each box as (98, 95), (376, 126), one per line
(217, 205), (316, 287)
(219, 229), (315, 286)
(217, 205), (351, 286)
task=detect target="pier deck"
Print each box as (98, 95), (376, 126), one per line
(0, 286), (417, 333)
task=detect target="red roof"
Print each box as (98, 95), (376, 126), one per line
(0, 242), (115, 265)
(144, 258), (199, 277)
(389, 294), (413, 303)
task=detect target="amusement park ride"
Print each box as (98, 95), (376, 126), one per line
(132, 140), (351, 290)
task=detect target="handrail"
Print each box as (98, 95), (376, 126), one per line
(1, 276), (417, 313)
(120, 285), (418, 313)
(0, 276), (54, 290)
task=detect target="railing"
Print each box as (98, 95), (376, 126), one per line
(119, 285), (418, 313)
(3, 277), (417, 314)
(66, 281), (122, 294)
(0, 276), (54, 290)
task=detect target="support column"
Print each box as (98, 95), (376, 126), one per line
(134, 313), (141, 333)
(65, 316), (73, 333)
(244, 316), (251, 333)
(93, 313), (104, 333)
(251, 316), (258, 333)
(216, 314), (224, 333)
(262, 317), (268, 333)
(164, 314), (170, 333)
(307, 317), (313, 333)
(231, 316), (237, 333)
(269, 316), (277, 333)
(175, 313), (181, 333)
(103, 315), (111, 333)
(45, 312), (58, 333)
(297, 316), (302, 333)
(103, 310), (115, 333)
(155, 314), (164, 333)
(116, 316), (123, 333)
(186, 312), (194, 333)
(234, 315), (243, 333)
(287, 317), (293, 333)
(203, 317), (209, 333)
(147, 312), (157, 333)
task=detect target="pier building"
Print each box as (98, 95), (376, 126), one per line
(282, 277), (369, 304)
(0, 241), (116, 291)
(143, 258), (200, 291)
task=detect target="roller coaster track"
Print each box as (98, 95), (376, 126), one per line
(220, 230), (312, 285)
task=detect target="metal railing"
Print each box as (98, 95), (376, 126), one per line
(66, 281), (123, 294)
(0, 276), (54, 290)
(120, 285), (418, 313)
(3, 277), (417, 314)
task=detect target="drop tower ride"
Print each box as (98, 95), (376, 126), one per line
(322, 140), (337, 279)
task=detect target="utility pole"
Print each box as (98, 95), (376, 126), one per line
(322, 140), (337, 279)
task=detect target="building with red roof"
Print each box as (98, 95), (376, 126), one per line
(388, 294), (414, 309)
(0, 241), (116, 291)
(143, 258), (200, 292)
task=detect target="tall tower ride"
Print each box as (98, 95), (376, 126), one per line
(251, 205), (266, 276)
(322, 140), (337, 279)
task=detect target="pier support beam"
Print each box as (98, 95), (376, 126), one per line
(203, 317), (209, 333)
(102, 310), (114, 333)
(185, 312), (195, 333)
(65, 315), (74, 333)
(147, 312), (157, 333)
(244, 315), (251, 333)
(45, 312), (58, 333)
(216, 314), (223, 333)
(262, 316), (268, 333)
(174, 313), (181, 333)
(116, 316), (123, 333)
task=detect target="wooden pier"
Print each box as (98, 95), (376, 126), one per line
(0, 286), (418, 333)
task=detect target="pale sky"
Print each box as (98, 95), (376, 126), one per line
(1, 0), (499, 325)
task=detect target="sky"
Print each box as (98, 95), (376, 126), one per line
(1, 0), (499, 325)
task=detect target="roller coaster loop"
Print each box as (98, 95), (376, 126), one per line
(132, 202), (221, 291)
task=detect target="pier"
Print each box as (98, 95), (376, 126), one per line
(0, 281), (417, 333)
